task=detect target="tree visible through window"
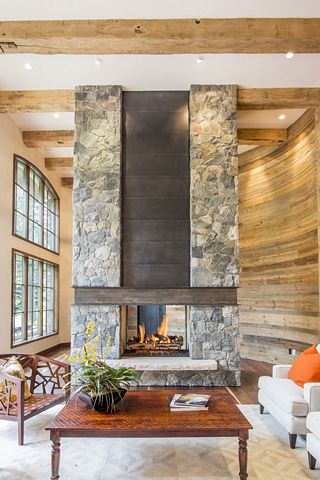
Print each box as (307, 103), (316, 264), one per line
(13, 155), (60, 253)
(12, 251), (58, 346)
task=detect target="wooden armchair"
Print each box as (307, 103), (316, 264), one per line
(0, 354), (70, 445)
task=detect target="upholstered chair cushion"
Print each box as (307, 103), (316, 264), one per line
(258, 376), (308, 416)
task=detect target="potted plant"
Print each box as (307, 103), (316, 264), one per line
(66, 320), (140, 412)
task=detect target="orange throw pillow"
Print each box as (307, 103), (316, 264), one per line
(288, 345), (320, 387)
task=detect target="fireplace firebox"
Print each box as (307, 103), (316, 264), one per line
(121, 304), (189, 356)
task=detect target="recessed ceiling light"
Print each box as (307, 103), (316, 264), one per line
(95, 58), (103, 66)
(278, 114), (286, 120)
(53, 113), (60, 119)
(196, 55), (204, 64)
(24, 63), (33, 71)
(286, 52), (295, 59)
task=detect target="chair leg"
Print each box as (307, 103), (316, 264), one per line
(308, 452), (316, 470)
(18, 419), (24, 446)
(259, 403), (264, 414)
(289, 433), (297, 449)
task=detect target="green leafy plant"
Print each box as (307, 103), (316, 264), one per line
(66, 320), (140, 411)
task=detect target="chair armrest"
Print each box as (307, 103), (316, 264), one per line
(272, 365), (291, 379)
(0, 371), (25, 416)
(36, 355), (69, 369)
(0, 370), (23, 384)
(304, 383), (320, 412)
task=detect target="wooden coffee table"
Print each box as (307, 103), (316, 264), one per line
(46, 387), (252, 479)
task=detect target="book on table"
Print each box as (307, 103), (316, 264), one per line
(169, 393), (211, 411)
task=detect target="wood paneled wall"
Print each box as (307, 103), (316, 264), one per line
(239, 112), (320, 364)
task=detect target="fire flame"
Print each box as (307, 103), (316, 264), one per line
(157, 314), (168, 337)
(139, 324), (145, 343)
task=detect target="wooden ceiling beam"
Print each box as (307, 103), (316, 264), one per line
(24, 128), (287, 148)
(45, 157), (73, 171)
(61, 177), (73, 189)
(1, 88), (320, 113)
(238, 128), (287, 145)
(0, 18), (320, 55)
(238, 88), (320, 110)
(0, 89), (74, 113)
(23, 130), (74, 147)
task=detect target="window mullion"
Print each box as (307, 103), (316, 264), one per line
(40, 261), (44, 337)
(26, 164), (30, 241)
(41, 179), (45, 246)
(23, 256), (28, 342)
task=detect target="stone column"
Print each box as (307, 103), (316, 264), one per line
(189, 85), (240, 384)
(71, 85), (122, 358)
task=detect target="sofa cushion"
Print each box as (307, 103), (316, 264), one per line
(307, 412), (320, 438)
(258, 376), (308, 416)
(288, 345), (320, 387)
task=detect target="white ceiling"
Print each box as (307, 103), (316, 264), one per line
(9, 109), (305, 132)
(1, 54), (320, 91)
(1, 0), (318, 160)
(2, 0), (320, 19)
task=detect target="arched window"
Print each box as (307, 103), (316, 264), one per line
(13, 155), (60, 253)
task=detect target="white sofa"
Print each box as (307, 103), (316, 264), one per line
(307, 412), (320, 469)
(258, 364), (320, 448)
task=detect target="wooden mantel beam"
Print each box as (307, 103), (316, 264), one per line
(1, 88), (320, 113)
(0, 18), (320, 55)
(23, 130), (74, 147)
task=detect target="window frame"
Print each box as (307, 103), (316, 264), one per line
(12, 154), (60, 255)
(11, 249), (59, 348)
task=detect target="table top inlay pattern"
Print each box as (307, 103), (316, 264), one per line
(47, 388), (252, 437)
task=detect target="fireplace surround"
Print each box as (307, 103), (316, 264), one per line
(72, 84), (240, 386)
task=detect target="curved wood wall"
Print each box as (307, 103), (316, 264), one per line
(239, 112), (320, 363)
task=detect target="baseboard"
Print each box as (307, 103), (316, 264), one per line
(37, 342), (70, 356)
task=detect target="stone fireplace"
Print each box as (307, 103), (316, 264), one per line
(72, 84), (240, 386)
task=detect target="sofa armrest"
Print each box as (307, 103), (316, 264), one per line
(272, 365), (291, 379)
(304, 383), (320, 412)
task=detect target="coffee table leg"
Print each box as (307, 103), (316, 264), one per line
(238, 429), (249, 480)
(50, 430), (61, 480)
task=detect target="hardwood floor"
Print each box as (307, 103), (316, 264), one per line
(48, 345), (273, 405)
(229, 358), (273, 404)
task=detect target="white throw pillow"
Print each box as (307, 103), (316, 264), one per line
(316, 344), (320, 354)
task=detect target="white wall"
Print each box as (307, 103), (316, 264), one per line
(0, 113), (73, 354)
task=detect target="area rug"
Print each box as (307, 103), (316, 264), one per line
(0, 404), (318, 480)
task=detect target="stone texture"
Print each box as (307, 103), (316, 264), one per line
(71, 305), (120, 359)
(73, 85), (122, 287)
(136, 369), (240, 387)
(190, 84), (239, 288)
(106, 357), (218, 371)
(188, 86), (240, 385)
(189, 305), (240, 369)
